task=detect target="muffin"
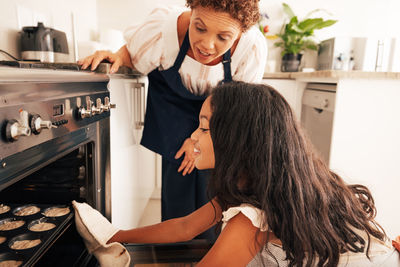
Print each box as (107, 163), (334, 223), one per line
(0, 205), (10, 215)
(0, 260), (23, 267)
(10, 239), (41, 250)
(29, 219), (56, 232)
(0, 219), (25, 231)
(42, 206), (70, 217)
(13, 205), (40, 216)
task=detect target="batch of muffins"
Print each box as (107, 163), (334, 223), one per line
(0, 203), (72, 267)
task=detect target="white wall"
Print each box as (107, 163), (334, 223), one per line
(2, 0), (399, 64)
(95, 0), (400, 69)
(97, 0), (185, 32)
(0, 0), (98, 62)
(259, 0), (400, 69)
(330, 79), (400, 238)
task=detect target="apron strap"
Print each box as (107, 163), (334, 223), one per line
(222, 49), (232, 83)
(172, 31), (190, 70)
(173, 30), (233, 82)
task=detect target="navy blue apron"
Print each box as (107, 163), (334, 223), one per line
(141, 30), (232, 240)
(141, 31), (232, 161)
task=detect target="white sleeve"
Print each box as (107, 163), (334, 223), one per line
(123, 6), (185, 75)
(232, 27), (268, 83)
(222, 204), (268, 231)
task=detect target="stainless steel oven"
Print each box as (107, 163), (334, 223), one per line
(0, 78), (112, 266)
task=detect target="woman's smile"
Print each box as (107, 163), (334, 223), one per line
(191, 97), (215, 170)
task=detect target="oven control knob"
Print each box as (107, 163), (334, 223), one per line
(5, 110), (31, 142)
(103, 97), (116, 112)
(30, 114), (57, 134)
(78, 97), (93, 119)
(91, 98), (103, 115)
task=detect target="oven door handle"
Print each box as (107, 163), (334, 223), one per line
(134, 83), (145, 130)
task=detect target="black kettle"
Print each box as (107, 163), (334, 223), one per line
(20, 22), (69, 62)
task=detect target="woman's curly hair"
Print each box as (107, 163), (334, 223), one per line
(186, 0), (260, 31)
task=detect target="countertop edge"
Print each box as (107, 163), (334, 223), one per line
(263, 70), (400, 80)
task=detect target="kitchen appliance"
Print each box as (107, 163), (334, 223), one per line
(317, 37), (400, 72)
(301, 83), (336, 164)
(0, 68), (114, 265)
(0, 61), (213, 266)
(20, 22), (69, 63)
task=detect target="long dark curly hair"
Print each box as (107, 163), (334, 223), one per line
(208, 81), (386, 266)
(186, 0), (260, 31)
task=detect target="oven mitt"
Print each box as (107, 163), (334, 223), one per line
(72, 201), (130, 267)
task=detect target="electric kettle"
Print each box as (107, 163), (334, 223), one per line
(20, 22), (69, 62)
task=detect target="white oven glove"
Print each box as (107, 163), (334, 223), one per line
(72, 200), (130, 267)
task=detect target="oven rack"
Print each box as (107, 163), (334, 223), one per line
(0, 203), (73, 266)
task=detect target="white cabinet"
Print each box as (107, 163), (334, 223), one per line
(263, 73), (400, 238)
(109, 76), (157, 229)
(329, 79), (400, 238)
(261, 78), (305, 120)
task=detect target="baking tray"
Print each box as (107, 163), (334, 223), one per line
(0, 203), (73, 266)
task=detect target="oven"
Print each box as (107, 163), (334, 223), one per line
(0, 78), (112, 266)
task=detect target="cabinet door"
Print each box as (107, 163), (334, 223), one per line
(262, 79), (302, 119)
(109, 78), (156, 229)
(134, 80), (156, 220)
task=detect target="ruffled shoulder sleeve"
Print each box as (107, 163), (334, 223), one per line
(221, 204), (268, 232)
(123, 5), (187, 75)
(231, 26), (268, 83)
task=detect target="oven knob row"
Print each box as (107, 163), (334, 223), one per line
(30, 114), (57, 135)
(4, 111), (59, 142)
(5, 110), (31, 142)
(78, 97), (116, 119)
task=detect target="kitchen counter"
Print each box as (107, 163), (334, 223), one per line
(263, 70), (400, 80)
(0, 62), (143, 83)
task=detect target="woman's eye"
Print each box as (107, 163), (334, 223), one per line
(218, 35), (228, 41)
(196, 27), (206, 33)
(200, 128), (210, 133)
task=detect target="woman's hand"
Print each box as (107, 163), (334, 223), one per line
(175, 138), (196, 176)
(78, 45), (133, 74)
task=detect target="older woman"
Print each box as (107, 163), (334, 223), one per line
(79, 0), (267, 240)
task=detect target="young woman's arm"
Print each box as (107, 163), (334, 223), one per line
(196, 212), (270, 267)
(108, 198), (222, 244)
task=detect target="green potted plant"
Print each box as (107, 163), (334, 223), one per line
(275, 3), (337, 72)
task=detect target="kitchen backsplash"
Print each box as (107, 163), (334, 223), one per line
(0, 0), (98, 62)
(1, 0), (399, 69)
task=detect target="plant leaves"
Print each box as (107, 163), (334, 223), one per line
(314, 20), (337, 29)
(276, 3), (337, 56)
(298, 18), (323, 32)
(306, 44), (318, 50)
(282, 3), (295, 19)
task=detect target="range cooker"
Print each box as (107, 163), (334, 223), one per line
(0, 61), (214, 266)
(0, 62), (114, 266)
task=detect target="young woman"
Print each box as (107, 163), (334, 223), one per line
(78, 0), (267, 239)
(74, 82), (400, 266)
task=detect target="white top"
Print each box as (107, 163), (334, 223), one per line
(124, 5), (268, 95)
(223, 204), (398, 267)
(222, 203), (268, 231)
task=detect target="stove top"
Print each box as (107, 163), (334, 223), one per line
(0, 60), (139, 75)
(0, 60), (82, 70)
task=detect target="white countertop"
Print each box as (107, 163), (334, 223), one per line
(0, 63), (143, 83)
(263, 70), (400, 80)
(0, 66), (109, 83)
